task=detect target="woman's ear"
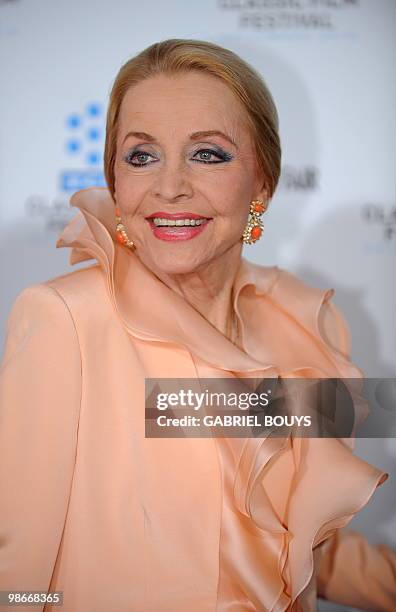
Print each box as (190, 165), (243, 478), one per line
(254, 182), (270, 203)
(253, 167), (271, 202)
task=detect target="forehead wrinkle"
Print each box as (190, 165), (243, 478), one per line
(118, 100), (250, 149)
(121, 89), (246, 122)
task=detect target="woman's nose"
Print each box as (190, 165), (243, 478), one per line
(152, 160), (193, 202)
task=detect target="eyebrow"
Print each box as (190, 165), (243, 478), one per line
(122, 130), (237, 147)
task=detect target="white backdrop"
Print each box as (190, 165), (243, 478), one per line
(1, 1), (395, 609)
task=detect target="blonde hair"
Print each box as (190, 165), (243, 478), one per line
(104, 38), (281, 199)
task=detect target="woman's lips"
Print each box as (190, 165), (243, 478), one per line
(145, 212), (213, 242)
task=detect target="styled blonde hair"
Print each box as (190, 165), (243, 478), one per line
(104, 38), (281, 200)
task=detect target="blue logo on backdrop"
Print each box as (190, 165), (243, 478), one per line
(59, 101), (106, 192)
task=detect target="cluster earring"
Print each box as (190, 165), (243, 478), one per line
(115, 206), (135, 250)
(241, 199), (269, 245)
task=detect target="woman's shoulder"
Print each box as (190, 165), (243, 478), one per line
(248, 262), (352, 360)
(251, 262), (333, 302)
(14, 263), (106, 311)
(4, 264), (110, 348)
(2, 279), (82, 372)
(242, 259), (333, 300)
(45, 261), (106, 299)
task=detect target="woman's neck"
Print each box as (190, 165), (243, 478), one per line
(148, 243), (243, 343)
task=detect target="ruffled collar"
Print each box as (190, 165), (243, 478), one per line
(56, 187), (360, 379)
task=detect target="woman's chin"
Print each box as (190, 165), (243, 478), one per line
(140, 250), (212, 277)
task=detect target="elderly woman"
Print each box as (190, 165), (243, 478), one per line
(0, 39), (395, 612)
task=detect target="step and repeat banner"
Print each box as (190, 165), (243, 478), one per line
(1, 0), (395, 603)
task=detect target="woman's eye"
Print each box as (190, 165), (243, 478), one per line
(192, 149), (232, 164)
(124, 151), (156, 167)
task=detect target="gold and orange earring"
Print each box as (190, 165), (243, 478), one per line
(241, 199), (269, 245)
(115, 206), (135, 250)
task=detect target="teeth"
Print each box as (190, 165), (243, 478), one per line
(152, 218), (207, 227)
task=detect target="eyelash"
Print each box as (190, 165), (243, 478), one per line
(123, 148), (233, 167)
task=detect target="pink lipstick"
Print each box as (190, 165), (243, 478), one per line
(145, 211), (212, 242)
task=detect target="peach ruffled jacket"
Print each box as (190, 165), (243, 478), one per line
(0, 187), (395, 612)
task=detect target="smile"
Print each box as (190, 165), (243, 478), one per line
(145, 212), (213, 242)
(153, 217), (208, 226)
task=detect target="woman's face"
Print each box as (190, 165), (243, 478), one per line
(113, 71), (267, 275)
